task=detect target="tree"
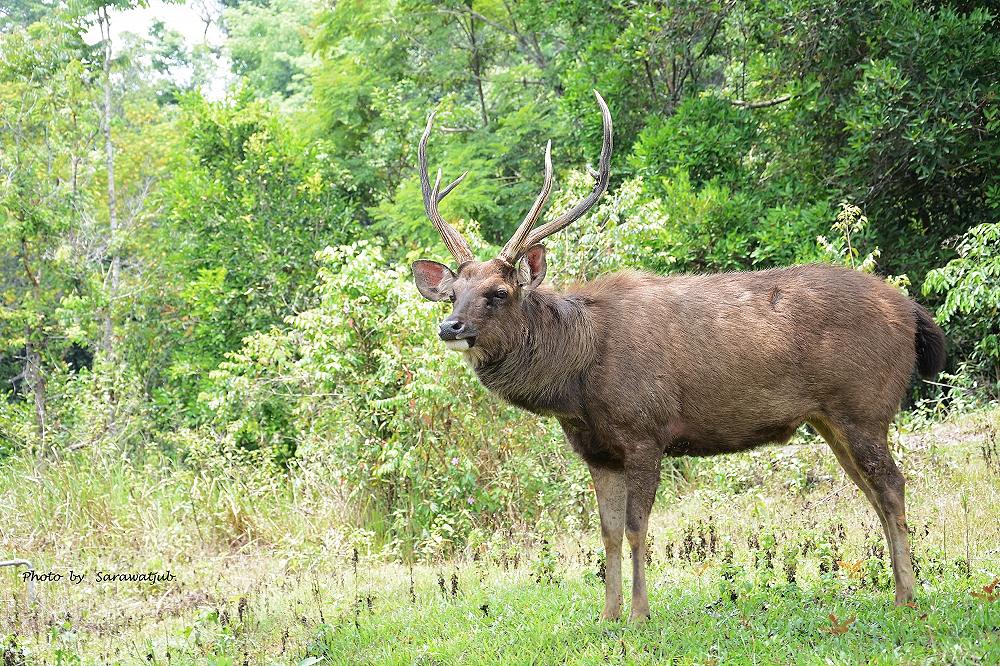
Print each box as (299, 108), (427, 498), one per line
(96, 5), (121, 372)
(0, 18), (101, 453)
(222, 0), (318, 108)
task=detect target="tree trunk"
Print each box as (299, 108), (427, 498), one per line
(99, 6), (120, 363)
(467, 11), (489, 127)
(24, 342), (46, 455)
(98, 7), (121, 433)
(18, 239), (47, 455)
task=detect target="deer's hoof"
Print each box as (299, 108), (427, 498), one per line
(628, 609), (650, 623)
(599, 607), (622, 622)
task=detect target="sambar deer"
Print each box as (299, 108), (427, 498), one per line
(411, 91), (946, 622)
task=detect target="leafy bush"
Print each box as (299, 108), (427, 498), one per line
(147, 93), (354, 423)
(923, 223), (1000, 391)
(541, 169), (828, 281)
(629, 94), (756, 188)
(817, 202), (910, 292)
(200, 241), (589, 558)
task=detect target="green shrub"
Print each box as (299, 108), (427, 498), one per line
(540, 169), (828, 281)
(629, 94), (756, 188)
(200, 241), (589, 558)
(149, 92), (354, 425)
(923, 223), (1000, 392)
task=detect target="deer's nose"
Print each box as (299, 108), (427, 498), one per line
(439, 319), (466, 340)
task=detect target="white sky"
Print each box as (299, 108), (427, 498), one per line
(84, 0), (231, 98)
(85, 0), (226, 49)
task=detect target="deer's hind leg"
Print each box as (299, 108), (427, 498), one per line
(589, 463), (626, 620)
(812, 417), (915, 604)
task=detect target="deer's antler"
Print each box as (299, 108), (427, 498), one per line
(419, 110), (475, 265)
(497, 90), (613, 265)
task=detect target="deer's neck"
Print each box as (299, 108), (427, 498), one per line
(470, 289), (597, 418)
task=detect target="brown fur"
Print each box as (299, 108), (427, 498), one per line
(413, 257), (946, 620)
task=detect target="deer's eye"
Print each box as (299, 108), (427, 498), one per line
(488, 289), (508, 304)
(448, 292), (456, 303)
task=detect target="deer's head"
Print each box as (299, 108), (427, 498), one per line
(412, 91), (613, 353)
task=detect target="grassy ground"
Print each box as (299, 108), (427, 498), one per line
(1, 409), (998, 664)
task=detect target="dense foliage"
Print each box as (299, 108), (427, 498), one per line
(1, 0), (998, 554)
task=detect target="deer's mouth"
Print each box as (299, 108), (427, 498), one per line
(444, 336), (476, 351)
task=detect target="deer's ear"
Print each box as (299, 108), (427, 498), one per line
(517, 244), (547, 291)
(412, 260), (456, 301)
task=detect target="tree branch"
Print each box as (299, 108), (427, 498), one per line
(731, 94), (794, 109)
(437, 7), (548, 70)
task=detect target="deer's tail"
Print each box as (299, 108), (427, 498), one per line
(914, 304), (946, 379)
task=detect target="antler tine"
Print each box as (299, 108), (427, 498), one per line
(498, 140), (553, 265)
(523, 90), (613, 249)
(437, 171), (467, 202)
(419, 110), (476, 265)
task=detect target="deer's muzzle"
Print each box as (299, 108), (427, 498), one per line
(439, 319), (477, 351)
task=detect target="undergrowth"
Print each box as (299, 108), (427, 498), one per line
(0, 409), (997, 664)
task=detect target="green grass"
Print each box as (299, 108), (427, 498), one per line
(1, 408), (998, 664)
(305, 571), (998, 665)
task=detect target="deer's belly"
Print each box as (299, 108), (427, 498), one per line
(664, 420), (804, 457)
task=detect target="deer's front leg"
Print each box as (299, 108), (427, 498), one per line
(588, 463), (626, 621)
(624, 452), (661, 622)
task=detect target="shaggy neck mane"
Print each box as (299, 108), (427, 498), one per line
(470, 288), (598, 416)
